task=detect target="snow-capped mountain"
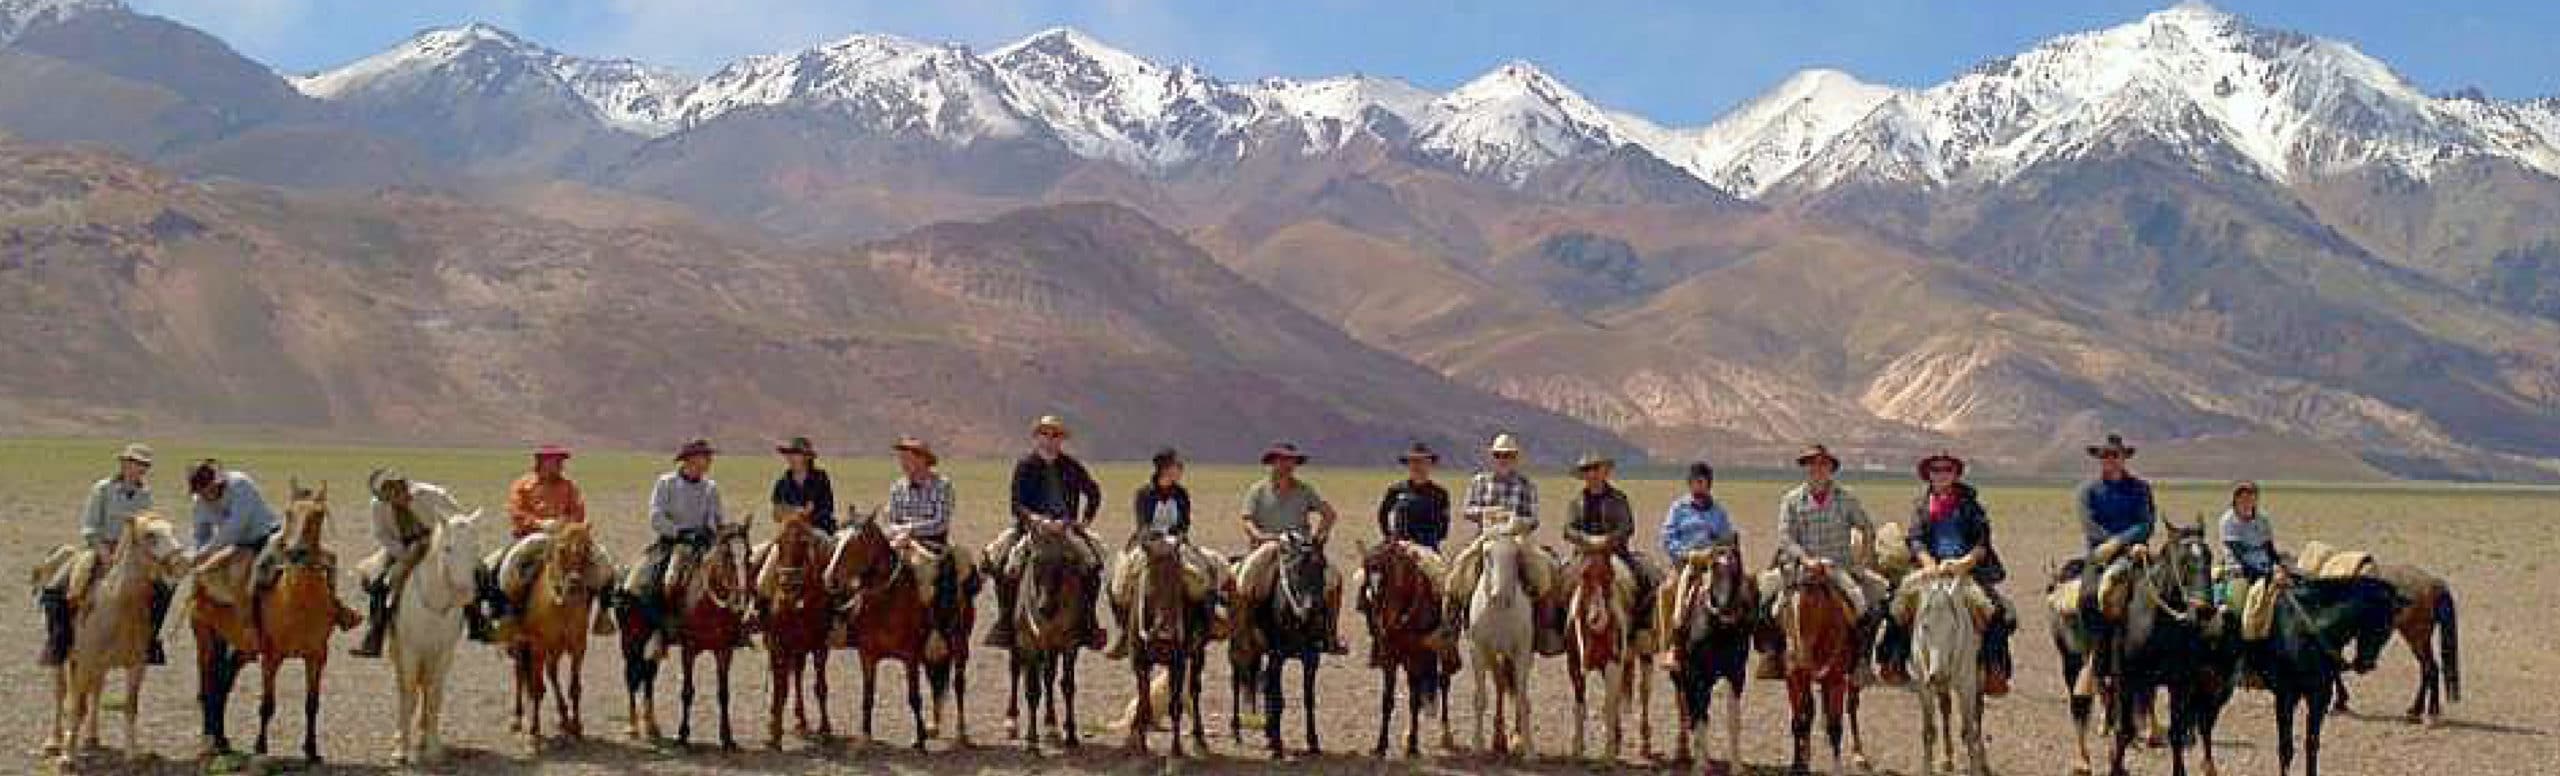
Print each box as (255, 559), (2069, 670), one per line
(0, 0), (115, 43)
(1667, 69), (1900, 197)
(985, 27), (1259, 168)
(1252, 74), (1433, 150)
(294, 24), (693, 135)
(667, 33), (1037, 143)
(1409, 61), (1636, 185)
(1780, 2), (2560, 194)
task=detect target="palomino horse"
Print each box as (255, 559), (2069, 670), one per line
(1357, 540), (1452, 758)
(2100, 521), (2234, 776)
(1563, 543), (1651, 762)
(1779, 560), (1862, 776)
(1668, 545), (1755, 776)
(247, 481), (358, 763)
(47, 512), (185, 766)
(2333, 563), (2460, 724)
(1225, 552), (1265, 747)
(826, 511), (979, 750)
(1008, 521), (1092, 754)
(754, 510), (836, 747)
(1120, 534), (1202, 757)
(1904, 574), (1988, 776)
(1255, 531), (1331, 758)
(2250, 576), (2402, 776)
(1467, 527), (1538, 759)
(511, 520), (609, 748)
(386, 508), (486, 765)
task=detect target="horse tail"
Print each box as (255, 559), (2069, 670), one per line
(2436, 588), (2460, 704)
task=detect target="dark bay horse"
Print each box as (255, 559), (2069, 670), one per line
(826, 512), (978, 750)
(2249, 575), (2403, 776)
(1357, 540), (1451, 758)
(1257, 531), (1331, 758)
(1669, 545), (1755, 775)
(1121, 535), (1203, 757)
(2103, 522), (2238, 776)
(2333, 563), (2460, 724)
(1780, 560), (1860, 776)
(754, 511), (835, 747)
(1008, 522), (1092, 754)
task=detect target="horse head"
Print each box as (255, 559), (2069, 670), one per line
(1688, 545), (1753, 632)
(1274, 531), (1327, 625)
(1359, 540), (1434, 638)
(2319, 576), (2406, 674)
(283, 479), (331, 555)
(424, 510), (485, 606)
(2156, 518), (2217, 611)
(112, 511), (187, 585)
(1017, 524), (1088, 648)
(544, 521), (596, 606)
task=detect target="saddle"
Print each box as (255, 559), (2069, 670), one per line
(2296, 541), (2376, 581)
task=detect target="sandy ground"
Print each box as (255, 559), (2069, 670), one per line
(2, 438), (2553, 775)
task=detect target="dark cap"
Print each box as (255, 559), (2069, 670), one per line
(1260, 441), (1310, 465)
(775, 436), (817, 456)
(1151, 447), (1183, 472)
(1398, 442), (1441, 464)
(1686, 461), (1716, 482)
(188, 460), (222, 494)
(674, 438), (718, 461)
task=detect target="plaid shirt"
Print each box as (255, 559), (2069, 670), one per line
(1463, 471), (1540, 533)
(1777, 482), (1871, 565)
(886, 474), (954, 540)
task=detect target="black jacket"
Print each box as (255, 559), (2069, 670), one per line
(1906, 483), (2006, 584)
(770, 468), (836, 533)
(1011, 453), (1101, 524)
(1132, 483), (1192, 537)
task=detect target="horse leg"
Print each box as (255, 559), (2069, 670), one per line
(1516, 667), (1536, 760)
(2306, 682), (2331, 776)
(1787, 679), (1811, 774)
(860, 657), (878, 743)
(1302, 656), (1321, 754)
(1128, 660), (1153, 753)
(1167, 653), (1187, 759)
(1407, 663), (1427, 757)
(1374, 663), (1394, 757)
(569, 646), (587, 739)
(1920, 687), (1941, 776)
(46, 665), (64, 758)
(676, 651), (696, 747)
(2068, 673), (2096, 774)
(716, 650), (738, 750)
(816, 652), (834, 739)
(2408, 633), (2436, 724)
(547, 655), (574, 739)
(1489, 667), (1507, 757)
(1569, 659), (1588, 759)
(301, 656), (325, 763)
(253, 658), (277, 756)
(1007, 656), (1023, 742)
(1826, 682), (1848, 776)
(1847, 685), (1870, 772)
(395, 662), (418, 763)
(1602, 662), (1624, 762)
(767, 652), (788, 748)
(953, 660), (971, 747)
(1728, 683), (1746, 774)
(1263, 653), (1285, 756)
(1963, 685), (1988, 776)
(2330, 673), (2351, 714)
(907, 661), (926, 751)
(2273, 690), (2298, 776)
(1062, 652), (1082, 749)
(1471, 656), (1488, 753)
(1638, 658), (1655, 762)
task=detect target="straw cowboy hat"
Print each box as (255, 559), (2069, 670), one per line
(2086, 433), (2137, 459)
(368, 468), (410, 499)
(892, 436), (939, 466)
(115, 443), (154, 466)
(1486, 433), (1524, 456)
(674, 438), (718, 461)
(532, 444), (573, 460)
(1572, 452), (1616, 473)
(1398, 442), (1441, 464)
(774, 436), (818, 457)
(1032, 415), (1071, 437)
(1794, 444), (1841, 468)
(1916, 450), (1966, 480)
(1260, 441), (1310, 465)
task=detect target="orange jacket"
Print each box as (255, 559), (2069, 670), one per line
(507, 473), (586, 538)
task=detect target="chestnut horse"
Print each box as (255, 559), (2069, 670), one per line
(1564, 544), (1651, 762)
(754, 511), (836, 747)
(1669, 545), (1756, 776)
(1121, 535), (1205, 757)
(1781, 560), (1862, 776)
(825, 511), (979, 750)
(1357, 540), (1452, 758)
(668, 525), (751, 749)
(510, 520), (608, 748)
(2333, 563), (2460, 725)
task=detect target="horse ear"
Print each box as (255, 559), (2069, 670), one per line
(289, 476), (302, 496)
(317, 480), (330, 501)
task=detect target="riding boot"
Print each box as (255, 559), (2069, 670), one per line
(146, 581), (173, 665)
(1322, 601), (1349, 655)
(1875, 618), (1911, 686)
(1081, 567), (1109, 651)
(476, 567), (514, 644)
(462, 596), (496, 643)
(38, 586), (72, 667)
(984, 577), (1017, 649)
(350, 581), (392, 658)
(1982, 622), (2013, 697)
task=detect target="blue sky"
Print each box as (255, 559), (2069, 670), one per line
(131, 0), (2560, 126)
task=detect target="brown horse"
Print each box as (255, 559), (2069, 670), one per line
(509, 520), (607, 748)
(755, 510), (836, 747)
(669, 525), (752, 749)
(1007, 522), (1093, 754)
(1357, 540), (1452, 758)
(2333, 563), (2460, 724)
(1564, 544), (1651, 763)
(254, 481), (359, 763)
(824, 512), (979, 750)
(1120, 535), (1205, 757)
(1782, 561), (1863, 776)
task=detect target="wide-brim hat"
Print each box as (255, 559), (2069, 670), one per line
(1398, 442), (1440, 464)
(1573, 452), (1616, 473)
(1260, 441), (1310, 465)
(187, 460), (222, 494)
(1916, 451), (1966, 480)
(2086, 433), (2137, 459)
(1151, 447), (1183, 471)
(892, 436), (938, 466)
(115, 443), (154, 466)
(1794, 444), (1841, 468)
(775, 436), (818, 457)
(2231, 480), (2260, 497)
(1032, 415), (1070, 437)
(674, 438), (718, 461)
(533, 444), (573, 460)
(368, 468), (409, 498)
(1486, 433), (1523, 456)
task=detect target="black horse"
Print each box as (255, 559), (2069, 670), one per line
(1256, 531), (1331, 757)
(2247, 575), (2403, 776)
(1668, 544), (1756, 771)
(2106, 521), (2241, 776)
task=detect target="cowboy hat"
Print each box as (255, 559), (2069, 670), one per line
(1260, 441), (1310, 465)
(187, 460), (222, 495)
(2231, 480), (2260, 498)
(1398, 442), (1441, 464)
(1486, 433), (1523, 456)
(115, 443), (154, 466)
(1916, 450), (1966, 480)
(674, 438), (718, 461)
(1572, 452), (1616, 473)
(1794, 444), (1841, 468)
(368, 468), (410, 498)
(775, 436), (818, 457)
(1151, 447), (1183, 471)
(532, 443), (573, 460)
(892, 436), (938, 466)
(2086, 433), (2136, 459)
(1032, 415), (1070, 438)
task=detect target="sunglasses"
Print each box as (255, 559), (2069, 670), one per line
(1490, 452), (1520, 460)
(1926, 466), (1958, 475)
(1036, 431), (1066, 439)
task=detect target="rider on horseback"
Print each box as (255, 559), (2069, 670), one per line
(38, 444), (170, 666)
(1877, 451), (2013, 696)
(352, 470), (493, 657)
(2068, 434), (2156, 680)
(188, 460), (359, 651)
(874, 437), (977, 650)
(1232, 442), (1347, 655)
(1655, 461), (1738, 671)
(1441, 433), (1559, 652)
(1561, 453), (1660, 652)
(627, 439), (727, 657)
(1371, 443), (1453, 664)
(984, 415), (1107, 651)
(1755, 444), (1886, 681)
(1106, 448), (1223, 660)
(480, 444), (588, 643)
(747, 436), (838, 632)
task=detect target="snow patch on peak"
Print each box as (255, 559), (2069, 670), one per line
(1416, 60), (1634, 184)
(295, 22), (696, 135)
(1, 0), (119, 43)
(986, 25), (1255, 168)
(1671, 67), (1902, 196)
(670, 33), (1034, 142)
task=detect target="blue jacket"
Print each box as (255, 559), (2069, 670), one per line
(1661, 496), (1736, 557)
(2076, 476), (2156, 550)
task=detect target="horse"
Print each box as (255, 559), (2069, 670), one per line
(2100, 521), (2236, 776)
(664, 524), (753, 749)
(1226, 555), (1266, 747)
(1904, 574), (1988, 776)
(1006, 521), (1092, 754)
(1357, 540), (1452, 758)
(2332, 563), (2460, 725)
(1120, 534), (1204, 757)
(1467, 527), (1538, 759)
(826, 511), (979, 750)
(1668, 545), (1755, 776)
(755, 510), (836, 748)
(249, 480), (355, 763)
(2250, 575), (2402, 776)
(512, 520), (608, 748)
(46, 511), (185, 766)
(386, 508), (486, 765)
(1563, 543), (1651, 762)
(1256, 530), (1332, 757)
(1779, 560), (1863, 776)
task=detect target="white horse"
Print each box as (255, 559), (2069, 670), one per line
(387, 509), (486, 765)
(49, 512), (186, 766)
(1905, 574), (1988, 776)
(1467, 527), (1538, 759)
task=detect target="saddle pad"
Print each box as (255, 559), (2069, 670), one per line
(2298, 541), (2375, 580)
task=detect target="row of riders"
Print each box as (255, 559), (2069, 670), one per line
(32, 423), (2448, 776)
